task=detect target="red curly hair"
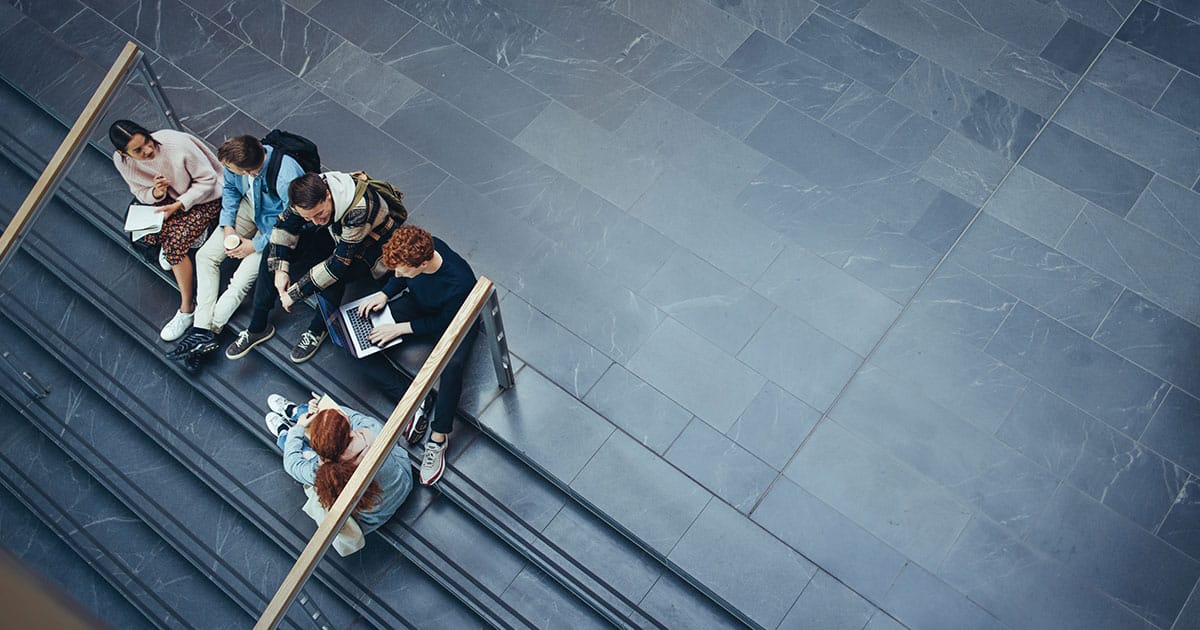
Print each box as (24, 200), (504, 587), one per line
(382, 225), (435, 269)
(307, 409), (381, 512)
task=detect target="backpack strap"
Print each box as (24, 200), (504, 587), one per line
(264, 146), (284, 198)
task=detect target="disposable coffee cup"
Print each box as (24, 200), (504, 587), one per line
(223, 234), (241, 250)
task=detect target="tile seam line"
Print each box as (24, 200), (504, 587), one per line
(755, 0), (1140, 574)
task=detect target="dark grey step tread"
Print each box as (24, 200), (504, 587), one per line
(0, 393), (253, 629)
(0, 70), (740, 628)
(0, 404), (155, 630)
(0, 309), (360, 630)
(0, 249), (509, 630)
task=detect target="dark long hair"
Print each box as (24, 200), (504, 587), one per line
(108, 119), (157, 160)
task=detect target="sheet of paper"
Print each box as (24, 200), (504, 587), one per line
(316, 394), (341, 412)
(125, 203), (164, 240)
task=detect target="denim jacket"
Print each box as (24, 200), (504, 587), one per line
(219, 145), (304, 252)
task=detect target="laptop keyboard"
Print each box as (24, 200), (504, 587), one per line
(347, 308), (376, 349)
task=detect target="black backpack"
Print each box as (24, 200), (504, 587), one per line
(262, 129), (321, 198)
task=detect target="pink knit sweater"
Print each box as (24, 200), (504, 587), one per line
(112, 129), (222, 210)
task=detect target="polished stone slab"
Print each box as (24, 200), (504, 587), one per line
(903, 261), (1016, 350)
(982, 165), (1087, 246)
(746, 103), (894, 190)
(821, 82), (948, 168)
(1021, 123), (1153, 217)
(1040, 18), (1106, 74)
(973, 45), (1077, 118)
(722, 30), (852, 118)
(923, 0), (1064, 53)
(200, 45), (316, 128)
(855, 0), (1005, 77)
(739, 308), (862, 412)
(1142, 388), (1200, 474)
(583, 364), (692, 455)
(726, 382), (819, 471)
(786, 6), (917, 93)
(918, 130), (1012, 205)
(499, 291), (611, 398)
(305, 41), (421, 126)
(1127, 175), (1200, 261)
(704, 0), (815, 40)
(114, 0), (243, 79)
(664, 419), (776, 512)
(1085, 39), (1178, 109)
(882, 563), (1005, 630)
(1155, 70), (1200, 134)
(779, 570), (876, 630)
(211, 0), (339, 77)
(1094, 290), (1200, 399)
(605, 0), (754, 66)
(1117, 1), (1200, 77)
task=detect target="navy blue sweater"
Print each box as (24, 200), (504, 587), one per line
(381, 238), (475, 336)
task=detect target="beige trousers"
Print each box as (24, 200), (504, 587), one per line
(193, 197), (260, 332)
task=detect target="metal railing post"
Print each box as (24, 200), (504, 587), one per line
(134, 54), (182, 131)
(481, 287), (515, 389)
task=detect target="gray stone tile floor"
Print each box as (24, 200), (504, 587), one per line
(3, 0), (1200, 627)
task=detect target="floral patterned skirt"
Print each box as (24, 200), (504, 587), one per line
(139, 197), (221, 265)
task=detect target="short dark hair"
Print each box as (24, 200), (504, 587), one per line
(108, 119), (158, 158)
(288, 173), (329, 210)
(382, 225), (435, 268)
(217, 135), (265, 170)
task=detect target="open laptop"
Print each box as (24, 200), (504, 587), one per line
(318, 293), (403, 359)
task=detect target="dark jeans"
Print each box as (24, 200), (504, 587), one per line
(248, 228), (347, 334)
(368, 294), (478, 436)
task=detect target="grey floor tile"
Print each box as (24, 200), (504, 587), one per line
(735, 162), (878, 262)
(905, 261), (1017, 349)
(941, 517), (1157, 630)
(1155, 70), (1200, 134)
(918, 130), (1012, 206)
(210, 0), (339, 77)
(1039, 0), (1136, 35)
(10, 0), (84, 31)
(703, 0), (815, 40)
(890, 57), (1045, 161)
(1022, 122), (1152, 213)
(452, 436), (567, 531)
(637, 571), (745, 630)
(1095, 290), (1200, 399)
(864, 612), (906, 630)
(201, 45), (315, 128)
(1086, 39), (1178, 109)
(745, 103), (895, 190)
(514, 102), (660, 210)
(501, 0), (660, 71)
(739, 309), (862, 412)
(924, 0), (1065, 53)
(1026, 484), (1200, 628)
(1117, 2), (1200, 77)
(477, 369), (614, 482)
(570, 431), (712, 554)
(608, 0), (754, 66)
(882, 563), (1006, 630)
(871, 313), (1028, 433)
(412, 500), (528, 593)
(1059, 203), (1200, 326)
(583, 364), (692, 455)
(114, 0), (243, 79)
(308, 0), (416, 55)
(784, 421), (973, 569)
(821, 82), (948, 168)
(1040, 18), (1107, 74)
(381, 23), (549, 139)
(1056, 81), (1200, 186)
(140, 57), (239, 140)
(499, 292), (611, 398)
(657, 63), (733, 112)
(786, 6), (917, 93)
(278, 93), (427, 181)
(203, 107), (268, 146)
(624, 38), (714, 105)
(500, 566), (611, 629)
(693, 77), (776, 139)
(752, 476), (906, 602)
(54, 6), (134, 64)
(1158, 476), (1200, 560)
(973, 44), (1078, 118)
(669, 500), (815, 629)
(856, 0), (1005, 77)
(0, 3), (22, 34)
(949, 213), (1122, 336)
(628, 318), (764, 431)
(754, 244), (900, 356)
(1175, 583), (1200, 630)
(986, 301), (1170, 438)
(1143, 388), (1200, 475)
(641, 248), (774, 355)
(779, 570), (876, 630)
(511, 242), (666, 363)
(541, 502), (663, 603)
(722, 30), (853, 118)
(726, 382), (819, 471)
(630, 169), (780, 285)
(833, 365), (1058, 537)
(836, 220), (941, 303)
(982, 165), (1088, 246)
(665, 419), (776, 513)
(304, 41), (421, 126)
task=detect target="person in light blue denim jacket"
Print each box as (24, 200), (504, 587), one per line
(168, 135), (306, 371)
(265, 396), (412, 535)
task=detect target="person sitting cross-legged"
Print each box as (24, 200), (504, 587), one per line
(355, 225), (478, 486)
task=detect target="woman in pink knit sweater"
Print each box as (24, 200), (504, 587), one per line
(110, 120), (223, 341)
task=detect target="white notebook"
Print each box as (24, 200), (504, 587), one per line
(124, 203), (164, 241)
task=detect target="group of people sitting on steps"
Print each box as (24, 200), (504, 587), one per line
(110, 119), (479, 540)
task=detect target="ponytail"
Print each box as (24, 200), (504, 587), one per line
(314, 460), (381, 514)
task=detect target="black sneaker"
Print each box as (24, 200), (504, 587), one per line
(182, 349), (210, 374)
(403, 395), (432, 446)
(225, 324), (275, 360)
(167, 328), (217, 359)
(289, 329), (327, 364)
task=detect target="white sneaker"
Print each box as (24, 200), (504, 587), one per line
(264, 412), (289, 438)
(158, 249), (171, 271)
(160, 310), (194, 341)
(267, 394), (296, 418)
(419, 436), (448, 486)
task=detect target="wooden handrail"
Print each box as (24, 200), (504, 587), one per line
(0, 41), (141, 267)
(256, 276), (497, 629)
